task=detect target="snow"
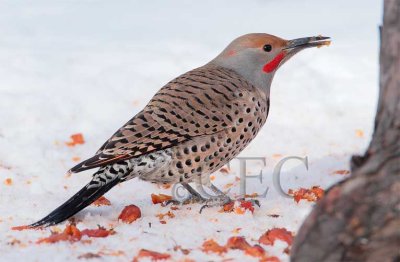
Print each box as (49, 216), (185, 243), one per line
(0, 0), (381, 261)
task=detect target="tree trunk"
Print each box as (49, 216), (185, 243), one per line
(290, 0), (400, 261)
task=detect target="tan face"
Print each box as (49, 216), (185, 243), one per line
(218, 33), (330, 74)
(220, 34), (289, 74)
(212, 33), (330, 91)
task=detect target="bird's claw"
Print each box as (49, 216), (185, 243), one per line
(165, 195), (206, 206)
(199, 195), (232, 214)
(164, 199), (182, 206)
(199, 197), (260, 213)
(247, 199), (261, 207)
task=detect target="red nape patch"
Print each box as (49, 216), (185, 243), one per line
(226, 50), (236, 57)
(263, 52), (285, 73)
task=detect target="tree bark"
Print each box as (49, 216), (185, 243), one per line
(290, 0), (400, 261)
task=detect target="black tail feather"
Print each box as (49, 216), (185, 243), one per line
(29, 178), (120, 228)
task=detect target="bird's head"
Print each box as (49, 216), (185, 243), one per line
(211, 33), (330, 94)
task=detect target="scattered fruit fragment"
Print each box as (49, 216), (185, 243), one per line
(202, 239), (227, 255)
(259, 228), (294, 246)
(226, 236), (252, 250)
(332, 170), (350, 175)
(133, 249), (171, 261)
(151, 193), (172, 204)
(92, 196), (111, 206)
(66, 133), (85, 147)
(220, 201), (235, 212)
(118, 205), (141, 223)
(239, 200), (255, 213)
(81, 227), (115, 238)
(288, 186), (324, 203)
(245, 192), (259, 198)
(261, 257), (281, 262)
(355, 129), (364, 138)
(201, 236), (280, 261)
(234, 207), (246, 215)
(232, 227), (242, 234)
(245, 244), (266, 258)
(160, 184), (171, 189)
(316, 35), (331, 48)
(173, 245), (191, 255)
(220, 200), (258, 214)
(156, 211), (175, 222)
(36, 224), (115, 244)
(4, 178), (13, 186)
(37, 224), (82, 244)
(226, 236), (279, 260)
(11, 225), (32, 231)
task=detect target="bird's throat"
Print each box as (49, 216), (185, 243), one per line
(262, 52), (285, 73)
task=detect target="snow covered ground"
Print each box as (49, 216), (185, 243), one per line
(0, 0), (382, 261)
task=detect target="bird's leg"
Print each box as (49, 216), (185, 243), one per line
(181, 183), (207, 204)
(199, 183), (232, 213)
(211, 182), (261, 207)
(199, 183), (261, 212)
(165, 182), (206, 205)
(209, 183), (226, 196)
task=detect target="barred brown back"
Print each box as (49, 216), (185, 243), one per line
(69, 65), (268, 175)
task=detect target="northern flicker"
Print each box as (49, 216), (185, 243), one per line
(30, 34), (330, 227)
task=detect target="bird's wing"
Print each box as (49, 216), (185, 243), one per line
(70, 66), (262, 173)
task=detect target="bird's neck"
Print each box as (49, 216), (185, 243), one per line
(208, 60), (273, 99)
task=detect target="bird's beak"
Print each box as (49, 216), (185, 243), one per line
(284, 36), (331, 51)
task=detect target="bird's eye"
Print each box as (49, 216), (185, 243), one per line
(263, 44), (272, 52)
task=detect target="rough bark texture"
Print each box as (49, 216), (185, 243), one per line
(291, 0), (400, 261)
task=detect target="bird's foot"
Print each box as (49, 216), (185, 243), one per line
(199, 195), (232, 213)
(165, 194), (206, 206)
(202, 197), (260, 213)
(164, 199), (181, 206)
(182, 194), (207, 205)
